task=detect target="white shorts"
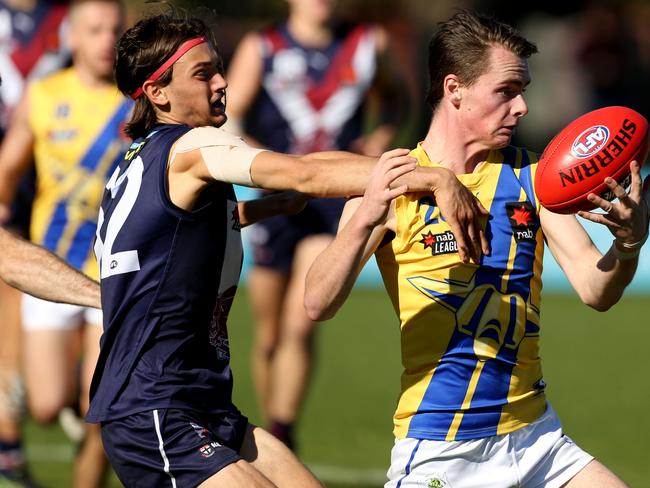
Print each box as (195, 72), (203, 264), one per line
(386, 404), (593, 488)
(22, 293), (102, 331)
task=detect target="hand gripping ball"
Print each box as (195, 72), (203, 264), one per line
(535, 106), (649, 214)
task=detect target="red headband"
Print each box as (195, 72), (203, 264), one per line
(131, 36), (208, 100)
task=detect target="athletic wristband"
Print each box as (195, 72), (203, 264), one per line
(612, 226), (648, 260)
(614, 227), (649, 251)
(611, 241), (641, 261)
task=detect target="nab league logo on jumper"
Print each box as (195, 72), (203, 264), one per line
(506, 202), (538, 242)
(570, 125), (610, 159)
(420, 230), (458, 256)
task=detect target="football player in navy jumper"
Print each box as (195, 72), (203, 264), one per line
(90, 13), (490, 488)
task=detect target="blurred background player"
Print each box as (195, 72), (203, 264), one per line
(0, 0), (69, 484)
(225, 0), (405, 449)
(0, 0), (130, 486)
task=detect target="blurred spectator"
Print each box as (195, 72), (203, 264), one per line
(226, 0), (405, 450)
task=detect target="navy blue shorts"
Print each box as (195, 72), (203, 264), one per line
(250, 197), (345, 273)
(101, 408), (249, 488)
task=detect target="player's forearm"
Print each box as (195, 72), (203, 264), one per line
(543, 210), (640, 311)
(252, 151), (375, 197)
(301, 151), (375, 197)
(559, 244), (636, 311)
(237, 198), (276, 227)
(395, 166), (446, 193)
(237, 192), (307, 227)
(579, 246), (638, 311)
(304, 215), (374, 321)
(252, 150), (458, 200)
(0, 231), (101, 308)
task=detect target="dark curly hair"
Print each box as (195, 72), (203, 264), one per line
(115, 12), (218, 139)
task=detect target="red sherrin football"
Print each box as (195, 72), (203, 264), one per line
(535, 106), (649, 214)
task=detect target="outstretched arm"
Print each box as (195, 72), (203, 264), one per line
(237, 191), (309, 227)
(169, 130), (489, 263)
(304, 151), (412, 321)
(0, 228), (100, 308)
(250, 150), (490, 262)
(541, 161), (649, 311)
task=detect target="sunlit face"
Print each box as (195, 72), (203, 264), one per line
(457, 45), (530, 149)
(164, 42), (227, 128)
(68, 1), (124, 79)
(287, 0), (336, 24)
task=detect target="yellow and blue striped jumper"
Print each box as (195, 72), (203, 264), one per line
(27, 67), (132, 280)
(376, 143), (546, 441)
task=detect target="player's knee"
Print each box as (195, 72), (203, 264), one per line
(29, 400), (62, 424)
(281, 320), (315, 342)
(254, 333), (279, 359)
(27, 388), (70, 424)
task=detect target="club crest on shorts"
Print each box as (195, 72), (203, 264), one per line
(199, 443), (215, 458)
(427, 480), (445, 488)
(198, 441), (221, 458)
(423, 472), (452, 488)
(506, 202), (538, 242)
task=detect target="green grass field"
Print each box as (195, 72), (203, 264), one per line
(18, 289), (650, 488)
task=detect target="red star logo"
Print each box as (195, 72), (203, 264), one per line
(420, 231), (436, 249)
(511, 205), (532, 227)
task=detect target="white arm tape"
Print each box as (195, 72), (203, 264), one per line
(171, 126), (265, 187)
